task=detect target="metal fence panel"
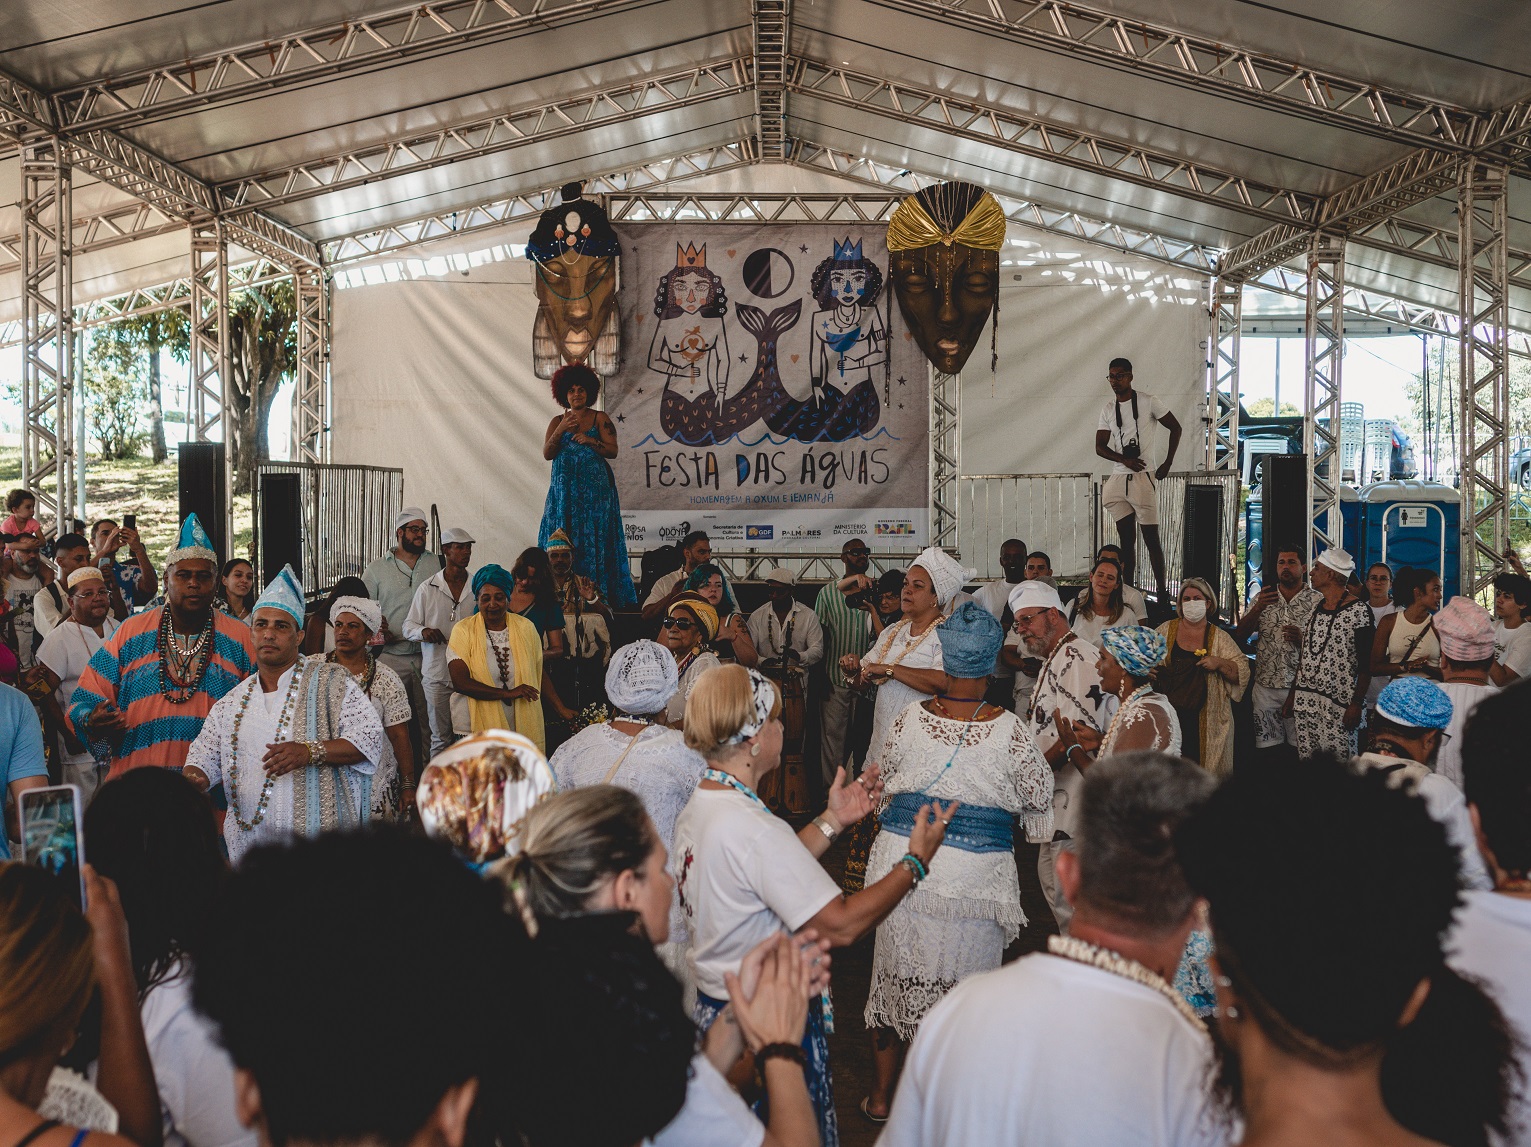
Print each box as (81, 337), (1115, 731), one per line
(1097, 470), (1242, 616)
(956, 474), (1098, 579)
(256, 463), (403, 597)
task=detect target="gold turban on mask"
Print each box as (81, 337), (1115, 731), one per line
(887, 184), (1007, 253)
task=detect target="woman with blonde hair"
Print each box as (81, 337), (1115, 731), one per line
(673, 663), (955, 1147)
(0, 863), (160, 1147)
(1153, 577), (1248, 774)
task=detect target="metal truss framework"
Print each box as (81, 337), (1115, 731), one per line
(0, 198), (184, 275)
(1206, 281), (1241, 472)
(216, 59), (753, 212)
(1459, 164), (1511, 599)
(20, 141), (77, 527)
(293, 269), (330, 464)
(1304, 235), (1346, 562)
(49, 0), (661, 132)
(753, 1), (791, 160)
(931, 370), (960, 550)
(190, 222), (236, 543)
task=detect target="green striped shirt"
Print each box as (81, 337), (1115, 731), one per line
(815, 583), (872, 689)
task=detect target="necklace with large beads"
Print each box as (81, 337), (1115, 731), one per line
(158, 607), (215, 703)
(227, 669), (303, 831)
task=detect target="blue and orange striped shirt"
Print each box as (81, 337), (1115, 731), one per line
(69, 608), (256, 777)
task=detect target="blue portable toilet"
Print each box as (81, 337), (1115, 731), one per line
(1314, 485), (1363, 569)
(1361, 480), (1461, 599)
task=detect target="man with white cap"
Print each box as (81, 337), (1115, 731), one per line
(403, 525), (476, 757)
(1355, 676), (1491, 890)
(1008, 578), (1116, 933)
(1234, 539), (1321, 759)
(34, 565), (120, 799)
(1282, 546), (1374, 760)
(364, 507), (441, 764)
(747, 568), (825, 670)
(1431, 596), (1500, 790)
(186, 566), (384, 863)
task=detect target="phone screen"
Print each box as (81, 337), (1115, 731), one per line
(19, 785), (85, 909)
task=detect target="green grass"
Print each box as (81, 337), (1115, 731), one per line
(0, 446), (255, 562)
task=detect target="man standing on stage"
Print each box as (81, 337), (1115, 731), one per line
(185, 566), (383, 863)
(365, 507), (440, 764)
(816, 537), (873, 783)
(404, 525), (477, 757)
(748, 568), (824, 670)
(71, 513), (255, 777)
(1095, 357), (1180, 601)
(1283, 548), (1373, 760)
(1235, 542), (1321, 758)
(1010, 579), (1115, 933)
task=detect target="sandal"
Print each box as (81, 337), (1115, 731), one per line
(859, 1097), (890, 1124)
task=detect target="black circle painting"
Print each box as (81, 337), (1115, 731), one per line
(743, 247), (795, 298)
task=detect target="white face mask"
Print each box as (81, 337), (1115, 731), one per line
(1180, 599), (1208, 623)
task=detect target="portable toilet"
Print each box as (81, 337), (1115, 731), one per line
(1361, 481), (1461, 599)
(1314, 485), (1363, 569)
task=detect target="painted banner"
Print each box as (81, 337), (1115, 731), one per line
(607, 223), (930, 551)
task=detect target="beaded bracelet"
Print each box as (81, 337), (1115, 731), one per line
(899, 853), (928, 884)
(306, 740), (328, 767)
(756, 1042), (807, 1070)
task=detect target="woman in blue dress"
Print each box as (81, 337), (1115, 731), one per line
(540, 363), (637, 608)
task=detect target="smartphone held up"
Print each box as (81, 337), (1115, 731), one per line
(19, 784), (86, 908)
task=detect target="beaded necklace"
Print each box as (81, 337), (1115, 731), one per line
(326, 650), (377, 695)
(673, 647), (702, 679)
(923, 698), (990, 781)
(1026, 632), (1076, 721)
(1047, 935), (1205, 1032)
(1100, 683), (1155, 753)
(701, 766), (768, 812)
(157, 607), (216, 703)
(872, 614), (938, 678)
(487, 626), (515, 689)
(227, 668), (304, 832)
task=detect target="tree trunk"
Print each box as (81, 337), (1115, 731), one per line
(147, 344), (167, 463)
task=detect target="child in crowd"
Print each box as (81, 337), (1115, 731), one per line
(1, 489), (42, 539)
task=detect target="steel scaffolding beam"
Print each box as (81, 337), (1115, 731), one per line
(1458, 163), (1511, 598)
(790, 59), (1320, 226)
(0, 200), (183, 274)
(216, 59), (753, 212)
(931, 369), (960, 551)
(1303, 234), (1345, 562)
(1206, 280), (1241, 471)
(293, 269), (330, 464)
(19, 140), (76, 528)
(753, 1), (791, 160)
(189, 222), (236, 545)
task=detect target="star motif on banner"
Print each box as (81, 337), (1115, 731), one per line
(897, 402), (904, 410)
(799, 244), (809, 253)
(738, 353), (747, 363)
(897, 375), (908, 386)
(615, 414), (625, 423)
(635, 387), (644, 394)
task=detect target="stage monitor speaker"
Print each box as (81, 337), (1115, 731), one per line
(258, 472), (303, 587)
(177, 442), (228, 562)
(1260, 454), (1308, 587)
(1181, 484), (1224, 601)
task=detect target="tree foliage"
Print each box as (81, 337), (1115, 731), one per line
(225, 280), (297, 496)
(1246, 397), (1300, 418)
(111, 309), (189, 462)
(83, 328), (150, 460)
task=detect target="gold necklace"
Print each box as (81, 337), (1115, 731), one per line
(879, 615), (937, 668)
(1047, 935), (1205, 1032)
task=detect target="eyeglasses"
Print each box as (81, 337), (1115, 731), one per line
(661, 617), (696, 631)
(845, 548), (871, 557)
(400, 525), (427, 534)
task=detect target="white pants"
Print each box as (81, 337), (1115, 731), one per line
(1251, 682), (1297, 749)
(423, 678), (458, 760)
(1037, 839), (1074, 934)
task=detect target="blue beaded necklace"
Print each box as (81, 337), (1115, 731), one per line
(701, 766), (767, 811)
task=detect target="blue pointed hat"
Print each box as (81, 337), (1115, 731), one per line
(254, 564), (306, 626)
(166, 512), (218, 566)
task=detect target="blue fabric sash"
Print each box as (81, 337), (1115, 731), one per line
(878, 791), (1014, 854)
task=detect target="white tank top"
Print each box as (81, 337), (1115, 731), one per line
(1386, 611), (1439, 669)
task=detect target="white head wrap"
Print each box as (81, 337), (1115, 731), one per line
(332, 595), (383, 634)
(1008, 579), (1064, 615)
(1316, 547), (1355, 576)
(725, 668), (779, 745)
(910, 547), (974, 608)
(605, 640), (679, 716)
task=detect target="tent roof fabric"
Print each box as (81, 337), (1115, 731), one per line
(0, 0), (1524, 323)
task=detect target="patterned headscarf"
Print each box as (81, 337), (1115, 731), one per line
(937, 601), (1004, 678)
(331, 595), (382, 634)
(1433, 596), (1496, 661)
(1375, 676), (1454, 731)
(910, 547), (974, 609)
(668, 594), (718, 643)
(472, 564), (515, 597)
(605, 639), (679, 715)
(725, 668), (779, 745)
(1099, 625), (1167, 678)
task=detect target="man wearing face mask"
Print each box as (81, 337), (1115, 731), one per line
(1095, 359), (1181, 604)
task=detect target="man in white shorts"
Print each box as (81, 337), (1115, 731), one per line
(1095, 357), (1181, 602)
(1233, 542), (1320, 760)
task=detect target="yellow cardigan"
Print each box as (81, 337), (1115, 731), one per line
(448, 613), (545, 753)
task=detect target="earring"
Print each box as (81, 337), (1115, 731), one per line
(750, 743), (760, 757)
(1221, 1005), (1240, 1020)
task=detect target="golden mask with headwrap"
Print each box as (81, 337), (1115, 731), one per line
(886, 182), (1004, 376)
(527, 182), (621, 379)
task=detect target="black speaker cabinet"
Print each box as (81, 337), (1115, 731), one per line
(258, 472), (303, 586)
(177, 442), (228, 562)
(1181, 483), (1224, 601)
(1260, 453), (1309, 586)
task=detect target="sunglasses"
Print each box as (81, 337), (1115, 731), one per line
(661, 616), (697, 631)
(845, 548), (871, 557)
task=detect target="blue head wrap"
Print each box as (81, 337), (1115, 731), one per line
(472, 564), (515, 598)
(936, 601), (1005, 678)
(1375, 676), (1454, 731)
(1099, 625), (1166, 678)
(253, 564), (305, 626)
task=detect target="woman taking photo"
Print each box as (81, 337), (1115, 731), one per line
(1065, 556), (1139, 645)
(1153, 577), (1248, 773)
(1177, 756), (1517, 1147)
(673, 663), (954, 1147)
(1056, 626), (1180, 763)
(860, 603), (1053, 1123)
(657, 594), (722, 727)
(448, 565), (557, 753)
(684, 563), (758, 667)
(319, 596), (417, 819)
(215, 560), (256, 625)
(1371, 566), (1441, 682)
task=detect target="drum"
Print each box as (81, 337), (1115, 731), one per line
(757, 664), (810, 814)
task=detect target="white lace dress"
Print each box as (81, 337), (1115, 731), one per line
(1099, 690), (1182, 759)
(864, 703), (1054, 1040)
(866, 619), (945, 764)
